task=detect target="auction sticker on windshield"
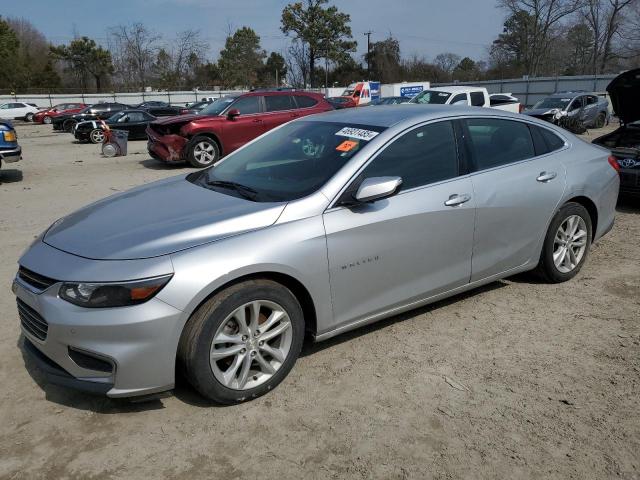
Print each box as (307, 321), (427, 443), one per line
(335, 127), (380, 141)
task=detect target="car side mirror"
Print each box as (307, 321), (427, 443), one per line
(354, 176), (402, 203)
(227, 109), (240, 120)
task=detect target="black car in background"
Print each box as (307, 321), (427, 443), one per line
(593, 68), (640, 197)
(52, 103), (129, 132)
(73, 110), (156, 143)
(133, 101), (187, 117)
(181, 100), (212, 115)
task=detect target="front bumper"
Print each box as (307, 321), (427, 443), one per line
(13, 256), (183, 398)
(146, 127), (188, 162)
(0, 145), (22, 163)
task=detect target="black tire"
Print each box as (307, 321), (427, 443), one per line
(25, 112), (34, 122)
(535, 202), (592, 283)
(63, 119), (77, 133)
(89, 128), (106, 144)
(187, 135), (220, 168)
(594, 113), (606, 129)
(178, 279), (305, 404)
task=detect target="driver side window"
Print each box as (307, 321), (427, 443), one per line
(231, 96), (261, 115)
(360, 121), (459, 192)
(569, 97), (583, 111)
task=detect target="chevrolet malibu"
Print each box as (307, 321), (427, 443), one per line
(14, 106), (619, 404)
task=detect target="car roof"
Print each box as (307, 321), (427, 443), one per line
(549, 91), (595, 98)
(428, 86), (482, 93)
(304, 104), (525, 128)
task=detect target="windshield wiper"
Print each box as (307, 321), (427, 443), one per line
(205, 179), (258, 201)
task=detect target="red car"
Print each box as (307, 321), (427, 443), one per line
(146, 91), (333, 167)
(34, 103), (87, 124)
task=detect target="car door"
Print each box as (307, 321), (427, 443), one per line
(323, 120), (476, 330)
(126, 112), (151, 138)
(220, 95), (266, 153)
(581, 95), (599, 125)
(262, 95), (298, 132)
(463, 117), (567, 282)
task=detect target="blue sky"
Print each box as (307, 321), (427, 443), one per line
(4, 0), (506, 62)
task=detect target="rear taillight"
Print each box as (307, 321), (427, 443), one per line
(608, 155), (620, 172)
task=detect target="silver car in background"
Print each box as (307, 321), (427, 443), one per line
(14, 105), (619, 404)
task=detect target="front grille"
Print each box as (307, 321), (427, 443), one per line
(17, 299), (48, 341)
(18, 266), (57, 291)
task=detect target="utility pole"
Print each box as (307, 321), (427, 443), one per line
(364, 31), (373, 79)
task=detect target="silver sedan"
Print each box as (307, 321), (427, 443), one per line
(14, 105), (619, 403)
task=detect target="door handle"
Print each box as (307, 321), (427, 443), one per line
(444, 193), (471, 207)
(536, 171), (557, 182)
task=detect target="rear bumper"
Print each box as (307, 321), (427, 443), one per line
(0, 145), (22, 162)
(619, 168), (640, 196)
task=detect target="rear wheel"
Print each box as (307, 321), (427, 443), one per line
(178, 279), (305, 404)
(535, 202), (592, 283)
(594, 112), (606, 129)
(25, 112), (34, 122)
(63, 119), (77, 133)
(187, 135), (220, 168)
(89, 128), (106, 144)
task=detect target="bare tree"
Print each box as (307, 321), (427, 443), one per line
(171, 29), (207, 85)
(285, 39), (310, 88)
(108, 23), (161, 90)
(582, 0), (637, 73)
(434, 53), (461, 81)
(498, 0), (582, 75)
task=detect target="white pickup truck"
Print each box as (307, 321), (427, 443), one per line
(409, 86), (521, 113)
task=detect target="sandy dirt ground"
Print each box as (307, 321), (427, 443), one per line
(0, 123), (638, 480)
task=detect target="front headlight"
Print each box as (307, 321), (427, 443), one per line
(59, 274), (173, 308)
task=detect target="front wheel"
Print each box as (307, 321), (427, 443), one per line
(89, 128), (106, 144)
(594, 113), (606, 129)
(43, 116), (52, 124)
(187, 135), (220, 168)
(25, 112), (34, 122)
(535, 202), (592, 283)
(178, 279), (305, 404)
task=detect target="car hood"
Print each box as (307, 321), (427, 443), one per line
(607, 68), (640, 125)
(524, 107), (561, 116)
(43, 175), (286, 260)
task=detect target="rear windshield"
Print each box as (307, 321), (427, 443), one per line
(410, 90), (452, 105)
(192, 121), (387, 202)
(199, 96), (238, 116)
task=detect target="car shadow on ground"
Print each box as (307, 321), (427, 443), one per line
(138, 158), (192, 171)
(0, 169), (23, 184)
(17, 280), (509, 412)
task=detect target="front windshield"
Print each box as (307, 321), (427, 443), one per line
(193, 121), (387, 202)
(533, 97), (571, 109)
(410, 90), (452, 104)
(199, 96), (238, 116)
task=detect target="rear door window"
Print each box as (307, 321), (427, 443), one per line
(265, 95), (296, 112)
(450, 93), (468, 105)
(465, 118), (535, 170)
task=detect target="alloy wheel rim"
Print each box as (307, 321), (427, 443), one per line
(193, 141), (215, 164)
(91, 130), (105, 143)
(553, 215), (588, 273)
(43, 116), (51, 124)
(210, 300), (292, 391)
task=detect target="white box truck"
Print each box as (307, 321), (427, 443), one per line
(381, 82), (431, 99)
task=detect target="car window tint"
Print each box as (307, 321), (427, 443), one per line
(450, 93), (467, 104)
(231, 96), (261, 115)
(470, 91), (485, 107)
(127, 112), (146, 122)
(539, 127), (565, 152)
(586, 95), (598, 105)
(361, 121), (458, 191)
(568, 97), (583, 111)
(294, 95), (317, 108)
(466, 118), (535, 170)
(265, 95), (296, 112)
